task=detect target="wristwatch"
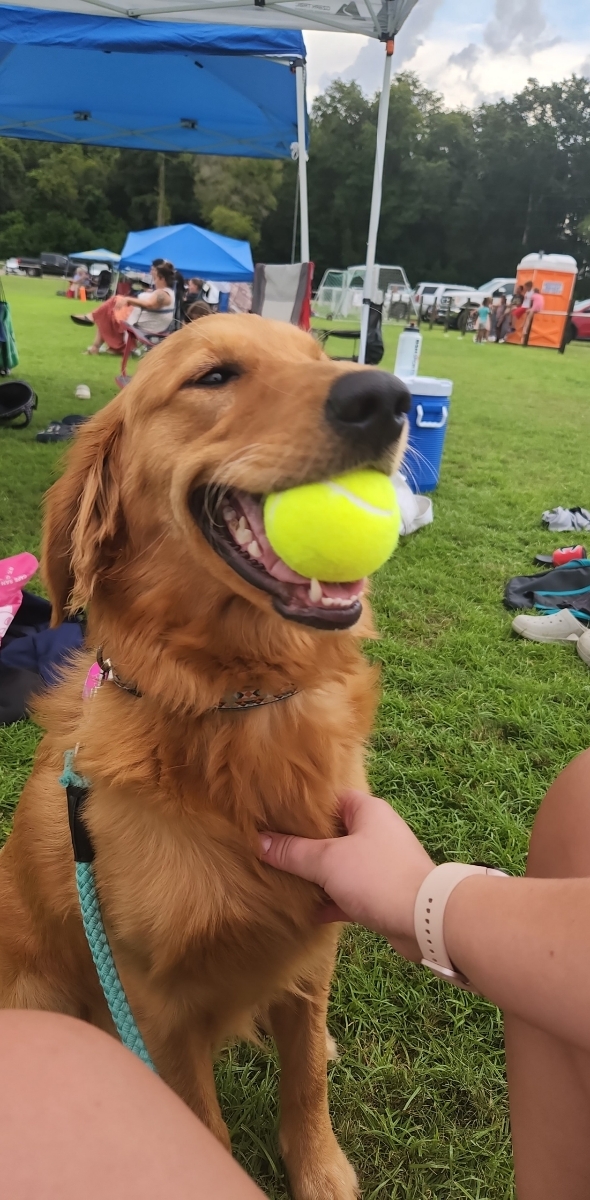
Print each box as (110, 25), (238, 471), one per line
(414, 862), (508, 990)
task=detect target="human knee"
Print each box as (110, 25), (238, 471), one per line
(527, 749), (590, 879)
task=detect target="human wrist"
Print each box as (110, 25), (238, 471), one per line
(414, 864), (508, 988)
(383, 858), (435, 956)
(443, 872), (510, 981)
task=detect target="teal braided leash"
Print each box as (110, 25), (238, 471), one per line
(59, 750), (156, 1072)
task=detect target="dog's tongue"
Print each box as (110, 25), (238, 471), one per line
(232, 490), (363, 598)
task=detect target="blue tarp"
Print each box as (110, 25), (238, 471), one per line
(0, 3), (306, 156)
(119, 223), (254, 281)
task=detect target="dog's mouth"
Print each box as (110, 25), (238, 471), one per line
(189, 486), (364, 630)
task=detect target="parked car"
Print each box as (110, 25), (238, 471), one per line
(568, 299), (590, 341)
(478, 277), (516, 299)
(414, 282), (475, 316)
(4, 256), (41, 277)
(40, 252), (69, 276)
(4, 252), (69, 277)
(434, 285), (482, 328)
(414, 282), (446, 312)
(440, 278), (517, 332)
(314, 264), (413, 320)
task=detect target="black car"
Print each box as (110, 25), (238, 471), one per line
(40, 252), (69, 276)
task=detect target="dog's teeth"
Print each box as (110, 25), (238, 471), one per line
(222, 506), (237, 522)
(248, 540), (262, 558)
(235, 526), (253, 546)
(238, 516), (248, 530)
(309, 578), (322, 603)
(321, 596), (334, 607)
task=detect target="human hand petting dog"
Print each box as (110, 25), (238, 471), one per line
(259, 789), (434, 962)
(261, 786), (590, 1056)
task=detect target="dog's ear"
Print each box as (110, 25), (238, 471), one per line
(42, 398), (125, 624)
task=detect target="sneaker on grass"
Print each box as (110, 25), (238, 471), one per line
(511, 610), (587, 642)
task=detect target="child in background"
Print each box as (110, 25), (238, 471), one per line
(474, 297), (491, 343)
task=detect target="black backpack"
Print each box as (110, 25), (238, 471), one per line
(0, 381), (38, 428)
(365, 301), (384, 366)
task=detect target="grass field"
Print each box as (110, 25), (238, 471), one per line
(2, 275), (590, 1198)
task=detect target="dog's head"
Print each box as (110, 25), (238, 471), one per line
(43, 316), (409, 641)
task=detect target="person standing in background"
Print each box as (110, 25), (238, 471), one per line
(494, 294), (509, 342)
(474, 297), (491, 343)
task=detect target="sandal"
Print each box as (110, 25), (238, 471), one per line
(36, 415), (89, 443)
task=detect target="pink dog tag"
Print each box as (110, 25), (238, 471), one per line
(83, 661), (105, 699)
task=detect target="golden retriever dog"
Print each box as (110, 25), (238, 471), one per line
(0, 316), (409, 1199)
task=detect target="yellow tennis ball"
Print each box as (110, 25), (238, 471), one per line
(263, 469), (400, 583)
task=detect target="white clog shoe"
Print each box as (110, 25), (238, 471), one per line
(511, 610), (587, 643)
(576, 630), (590, 665)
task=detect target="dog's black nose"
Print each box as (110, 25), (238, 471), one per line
(325, 370), (411, 457)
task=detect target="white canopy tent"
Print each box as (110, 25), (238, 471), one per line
(4, 0), (419, 360)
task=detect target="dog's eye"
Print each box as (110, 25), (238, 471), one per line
(184, 367), (240, 389)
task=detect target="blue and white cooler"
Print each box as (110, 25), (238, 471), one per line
(405, 376), (453, 492)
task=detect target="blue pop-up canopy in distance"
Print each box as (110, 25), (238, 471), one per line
(119, 223), (254, 281)
(69, 248), (121, 263)
(0, 3), (305, 156)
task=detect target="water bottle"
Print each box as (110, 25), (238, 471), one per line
(394, 324), (422, 379)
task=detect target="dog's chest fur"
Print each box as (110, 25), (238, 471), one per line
(71, 680), (368, 1006)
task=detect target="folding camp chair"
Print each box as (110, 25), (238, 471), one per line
(314, 301), (385, 365)
(251, 263), (314, 330)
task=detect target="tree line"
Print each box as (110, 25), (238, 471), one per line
(1, 72), (589, 291)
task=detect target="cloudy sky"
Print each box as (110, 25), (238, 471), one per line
(305, 0), (590, 109)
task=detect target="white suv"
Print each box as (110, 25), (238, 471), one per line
(415, 281), (475, 314)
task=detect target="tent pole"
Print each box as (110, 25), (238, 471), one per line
(295, 62), (310, 263)
(358, 39), (394, 365)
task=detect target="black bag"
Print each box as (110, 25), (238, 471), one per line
(0, 381), (38, 428)
(365, 301), (384, 366)
(504, 561), (590, 618)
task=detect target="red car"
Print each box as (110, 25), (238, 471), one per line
(570, 301), (590, 341)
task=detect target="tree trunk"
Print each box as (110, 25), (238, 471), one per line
(157, 154), (170, 227)
(522, 187), (533, 249)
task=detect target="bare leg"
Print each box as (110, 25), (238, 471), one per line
(0, 1010), (262, 1200)
(269, 953), (358, 1200)
(505, 749), (590, 1200)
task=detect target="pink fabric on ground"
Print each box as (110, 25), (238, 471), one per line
(0, 553), (39, 638)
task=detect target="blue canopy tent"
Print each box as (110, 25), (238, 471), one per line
(119, 223), (253, 280)
(0, 4), (306, 159)
(69, 248), (121, 263)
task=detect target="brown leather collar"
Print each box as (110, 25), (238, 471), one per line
(96, 648), (298, 712)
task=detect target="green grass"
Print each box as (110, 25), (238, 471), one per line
(2, 276), (590, 1198)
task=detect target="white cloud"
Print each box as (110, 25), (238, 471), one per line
(305, 0), (590, 108)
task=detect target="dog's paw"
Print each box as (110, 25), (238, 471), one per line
(286, 1141), (359, 1200)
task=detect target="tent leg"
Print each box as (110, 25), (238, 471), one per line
(295, 63), (310, 263)
(359, 40), (394, 365)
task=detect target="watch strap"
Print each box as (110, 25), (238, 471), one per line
(414, 862), (507, 989)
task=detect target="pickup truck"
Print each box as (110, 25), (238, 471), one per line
(5, 253), (70, 277)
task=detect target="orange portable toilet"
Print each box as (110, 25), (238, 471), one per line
(507, 252), (577, 351)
